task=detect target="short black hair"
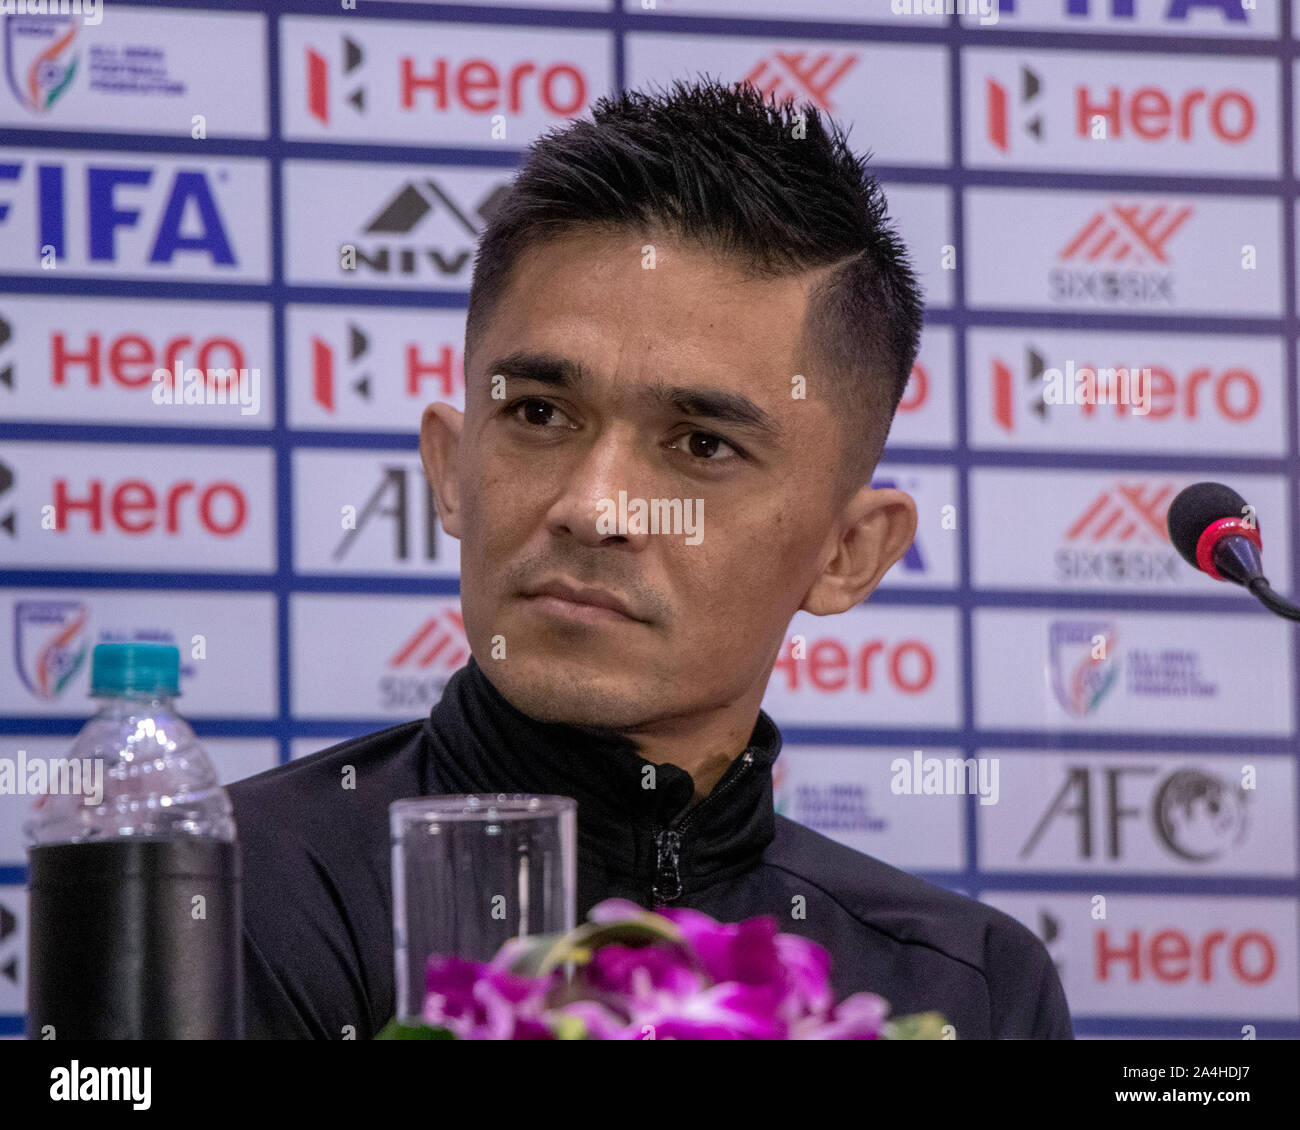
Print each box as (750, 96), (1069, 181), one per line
(465, 75), (924, 488)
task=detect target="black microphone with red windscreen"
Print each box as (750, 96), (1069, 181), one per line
(1167, 481), (1300, 621)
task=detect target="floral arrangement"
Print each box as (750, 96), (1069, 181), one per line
(377, 898), (948, 1040)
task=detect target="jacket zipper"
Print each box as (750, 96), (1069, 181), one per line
(651, 749), (754, 906)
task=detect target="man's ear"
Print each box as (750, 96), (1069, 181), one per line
(419, 401), (465, 540)
(800, 487), (918, 615)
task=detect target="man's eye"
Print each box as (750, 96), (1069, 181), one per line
(508, 398), (571, 428)
(671, 431), (740, 462)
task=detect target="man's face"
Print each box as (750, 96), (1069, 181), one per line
(421, 228), (913, 731)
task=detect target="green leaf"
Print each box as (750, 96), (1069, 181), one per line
(507, 912), (685, 977)
(881, 1012), (951, 1041)
(375, 1018), (456, 1040)
(550, 1013), (590, 1041)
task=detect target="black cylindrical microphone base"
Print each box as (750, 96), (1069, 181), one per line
(26, 838), (243, 1040)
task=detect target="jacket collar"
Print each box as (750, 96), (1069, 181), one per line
(420, 655), (782, 907)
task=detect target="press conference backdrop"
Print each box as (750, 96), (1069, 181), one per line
(1, 0), (1298, 1040)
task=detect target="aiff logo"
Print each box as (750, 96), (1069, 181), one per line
(1048, 620), (1119, 717)
(4, 15), (80, 112)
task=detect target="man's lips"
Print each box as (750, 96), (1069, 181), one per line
(521, 579), (644, 624)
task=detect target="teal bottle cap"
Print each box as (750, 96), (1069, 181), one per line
(90, 642), (181, 697)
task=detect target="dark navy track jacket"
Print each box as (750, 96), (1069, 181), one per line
(228, 656), (1073, 1040)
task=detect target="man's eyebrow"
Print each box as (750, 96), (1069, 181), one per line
(643, 381), (783, 440)
(484, 352), (590, 391)
(484, 351), (783, 440)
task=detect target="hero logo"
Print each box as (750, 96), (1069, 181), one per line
(770, 633), (935, 695)
(348, 178), (509, 279)
(987, 67), (1044, 152)
(1058, 481), (1182, 584)
(0, 161), (236, 267)
(996, 0), (1251, 22)
(1051, 203), (1192, 304)
(311, 322), (461, 412)
(0, 460), (13, 538)
(897, 359), (929, 415)
(381, 609), (468, 710)
(307, 37), (589, 122)
(1021, 764), (1249, 863)
(400, 56), (587, 117)
(990, 344), (1261, 432)
(50, 477), (248, 536)
(740, 51), (857, 112)
(0, 311), (11, 392)
(987, 66), (1254, 151)
(307, 37), (366, 124)
(46, 329), (249, 389)
(1095, 927), (1276, 986)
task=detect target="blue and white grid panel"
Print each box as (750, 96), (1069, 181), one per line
(1, 0), (1296, 1039)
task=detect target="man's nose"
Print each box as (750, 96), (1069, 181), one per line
(543, 426), (655, 549)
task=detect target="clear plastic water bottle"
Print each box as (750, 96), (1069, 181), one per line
(26, 640), (235, 844)
(25, 641), (242, 1039)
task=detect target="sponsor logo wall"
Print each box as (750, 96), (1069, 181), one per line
(0, 0), (1295, 1039)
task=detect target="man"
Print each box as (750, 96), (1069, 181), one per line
(229, 77), (1073, 1040)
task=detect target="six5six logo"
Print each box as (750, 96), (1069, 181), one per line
(967, 189), (1282, 316)
(1054, 201), (1192, 305)
(971, 469), (1288, 592)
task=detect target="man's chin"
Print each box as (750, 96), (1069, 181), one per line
(479, 650), (649, 730)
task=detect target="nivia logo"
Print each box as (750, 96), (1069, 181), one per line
(350, 178), (509, 278)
